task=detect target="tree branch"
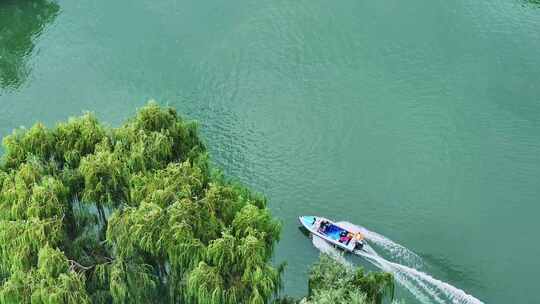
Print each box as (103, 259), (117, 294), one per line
(68, 258), (114, 272)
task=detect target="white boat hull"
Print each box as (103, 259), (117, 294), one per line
(299, 215), (365, 252)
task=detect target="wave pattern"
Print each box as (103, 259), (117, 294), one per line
(311, 224), (484, 304)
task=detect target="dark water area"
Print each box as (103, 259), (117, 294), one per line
(1, 0), (540, 303)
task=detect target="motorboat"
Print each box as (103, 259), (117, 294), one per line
(299, 215), (366, 252)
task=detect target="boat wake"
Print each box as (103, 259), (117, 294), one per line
(311, 234), (353, 268)
(311, 224), (484, 304)
(338, 222), (423, 269)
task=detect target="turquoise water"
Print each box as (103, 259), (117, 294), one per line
(1, 0), (540, 302)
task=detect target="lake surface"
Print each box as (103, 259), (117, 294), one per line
(1, 0), (540, 303)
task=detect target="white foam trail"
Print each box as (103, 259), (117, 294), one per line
(309, 223), (484, 304)
(311, 235), (352, 268)
(356, 246), (483, 304)
(338, 221), (423, 268)
(358, 247), (446, 304)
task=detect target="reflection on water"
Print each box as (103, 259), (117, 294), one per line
(0, 0), (59, 90)
(524, 0), (540, 6)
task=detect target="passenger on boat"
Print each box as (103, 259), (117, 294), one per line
(318, 221), (329, 233)
(346, 233), (354, 244)
(354, 232), (364, 241)
(353, 232), (365, 250)
(339, 231), (351, 244)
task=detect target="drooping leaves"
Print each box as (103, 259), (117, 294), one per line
(79, 141), (129, 208)
(0, 102), (283, 304)
(0, 246), (90, 304)
(305, 255), (394, 304)
(55, 113), (106, 168)
(1, 124), (56, 169)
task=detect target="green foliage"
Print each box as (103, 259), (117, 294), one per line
(302, 288), (368, 304)
(0, 101), (396, 304)
(0, 217), (64, 274)
(55, 113), (107, 168)
(113, 101), (206, 170)
(108, 258), (159, 303)
(0, 102), (282, 303)
(0, 245), (90, 304)
(232, 204), (281, 250)
(27, 177), (69, 220)
(1, 113), (106, 170)
(186, 262), (225, 304)
(79, 142), (129, 208)
(304, 255), (394, 304)
(129, 161), (206, 208)
(2, 124), (55, 170)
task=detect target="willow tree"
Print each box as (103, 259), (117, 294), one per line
(301, 255), (394, 304)
(0, 102), (282, 303)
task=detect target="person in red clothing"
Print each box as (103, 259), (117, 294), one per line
(339, 231), (351, 243)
